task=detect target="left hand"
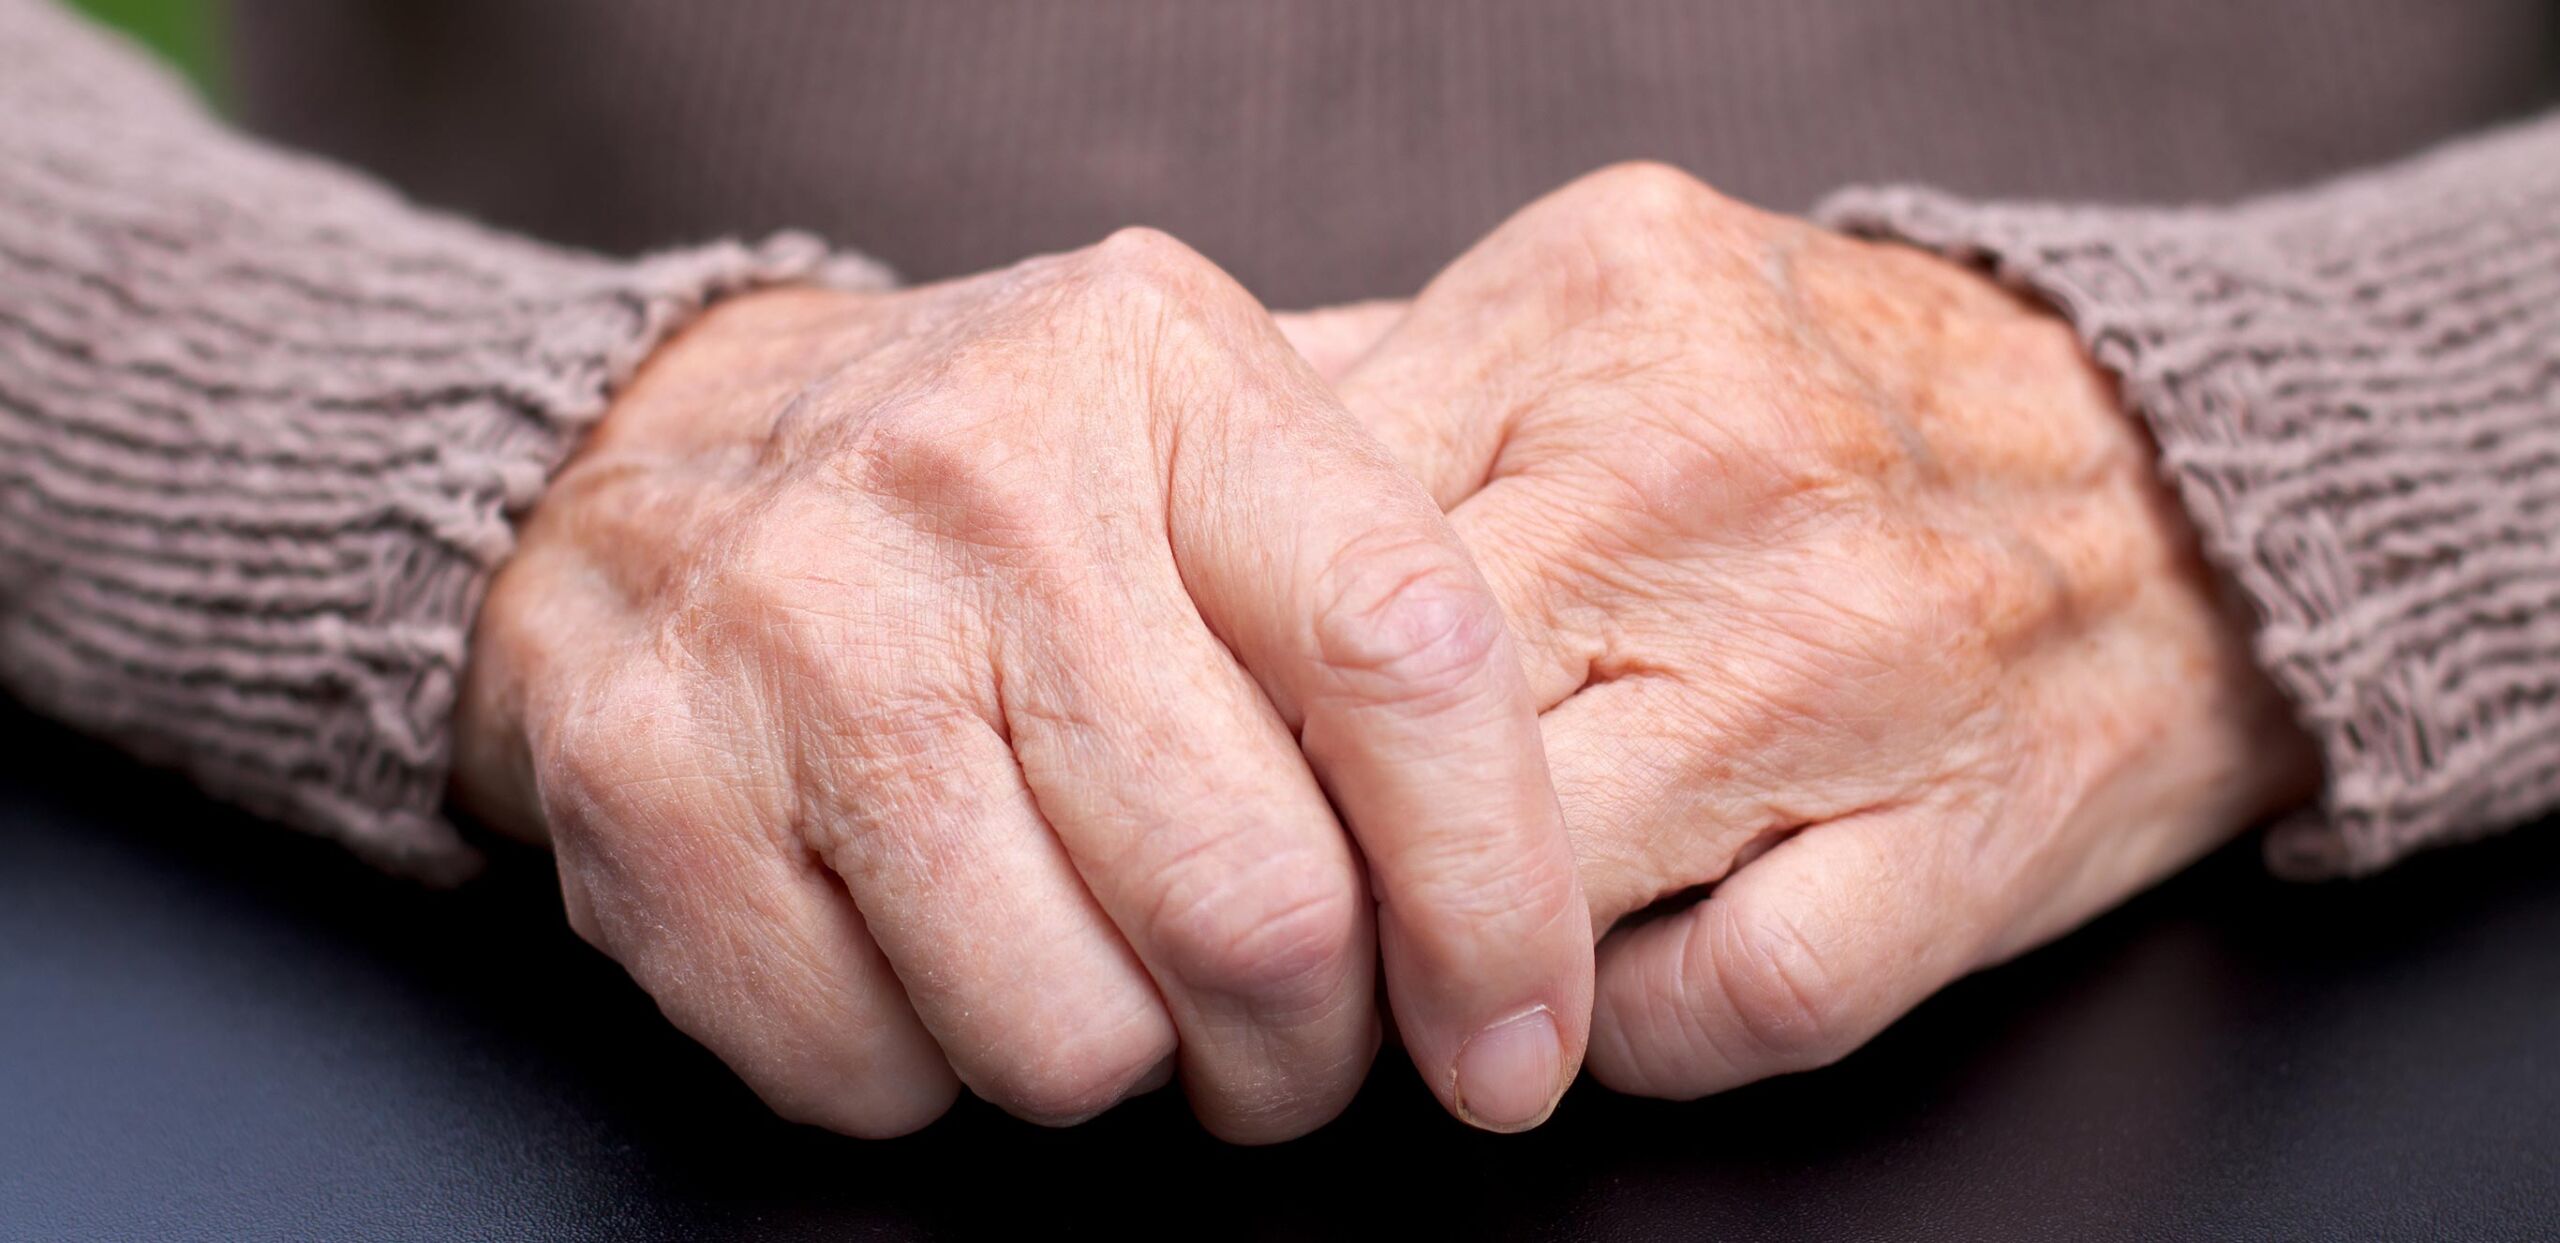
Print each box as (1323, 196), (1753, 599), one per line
(1282, 164), (2320, 1098)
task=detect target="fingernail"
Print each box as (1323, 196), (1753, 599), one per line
(1452, 1006), (1563, 1132)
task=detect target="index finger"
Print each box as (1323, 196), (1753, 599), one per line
(1164, 308), (1594, 1133)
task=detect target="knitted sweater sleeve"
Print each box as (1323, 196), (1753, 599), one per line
(1819, 111), (2560, 879)
(0, 0), (871, 878)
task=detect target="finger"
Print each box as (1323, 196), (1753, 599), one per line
(1328, 336), (1626, 707)
(805, 707), (1181, 1128)
(1001, 609), (1380, 1144)
(1272, 299), (1409, 383)
(1328, 337), (1509, 509)
(1443, 481), (1622, 708)
(1167, 336), (1593, 1134)
(542, 675), (960, 1139)
(1321, 234), (1606, 509)
(1585, 806), (1989, 1099)
(1537, 672), (1799, 932)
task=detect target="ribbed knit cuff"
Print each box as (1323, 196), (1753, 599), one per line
(0, 0), (881, 878)
(1818, 112), (2560, 879)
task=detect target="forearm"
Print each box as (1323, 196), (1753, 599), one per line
(1819, 110), (2560, 877)
(0, 0), (848, 876)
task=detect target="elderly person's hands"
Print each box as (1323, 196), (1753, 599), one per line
(448, 230), (1593, 1141)
(1290, 166), (2321, 1099)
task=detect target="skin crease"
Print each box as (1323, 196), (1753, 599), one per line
(1277, 163), (2321, 1098)
(450, 228), (1595, 1143)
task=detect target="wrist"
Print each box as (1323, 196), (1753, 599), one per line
(578, 285), (876, 459)
(446, 285), (865, 844)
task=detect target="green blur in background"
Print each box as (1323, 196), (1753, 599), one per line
(69, 0), (223, 96)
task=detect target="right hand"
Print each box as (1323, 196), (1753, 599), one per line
(450, 230), (1592, 1141)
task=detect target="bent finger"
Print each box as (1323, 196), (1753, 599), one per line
(806, 708), (1180, 1128)
(1166, 342), (1592, 1134)
(543, 678), (960, 1138)
(1001, 610), (1379, 1144)
(1586, 806), (1988, 1100)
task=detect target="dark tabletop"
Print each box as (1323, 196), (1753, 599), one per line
(3, 706), (2557, 1243)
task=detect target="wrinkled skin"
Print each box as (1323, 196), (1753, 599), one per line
(458, 164), (2324, 1139)
(1283, 164), (2320, 1098)
(452, 228), (1594, 1142)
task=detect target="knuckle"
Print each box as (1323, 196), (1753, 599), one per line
(1050, 228), (1287, 404)
(1309, 532), (1505, 705)
(1569, 161), (1728, 229)
(1505, 162), (1749, 323)
(1070, 226), (1241, 318)
(1708, 908), (1861, 1069)
(1146, 842), (1363, 1011)
(1091, 224), (1211, 275)
(829, 398), (1072, 553)
(1548, 162), (1731, 267)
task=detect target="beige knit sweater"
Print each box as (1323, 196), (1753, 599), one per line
(2, 0), (2554, 880)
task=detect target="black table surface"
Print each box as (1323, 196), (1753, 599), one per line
(4, 706), (2557, 1243)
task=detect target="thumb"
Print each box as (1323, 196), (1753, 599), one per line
(1302, 312), (1516, 511)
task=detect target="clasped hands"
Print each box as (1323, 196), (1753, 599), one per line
(452, 165), (2316, 1142)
